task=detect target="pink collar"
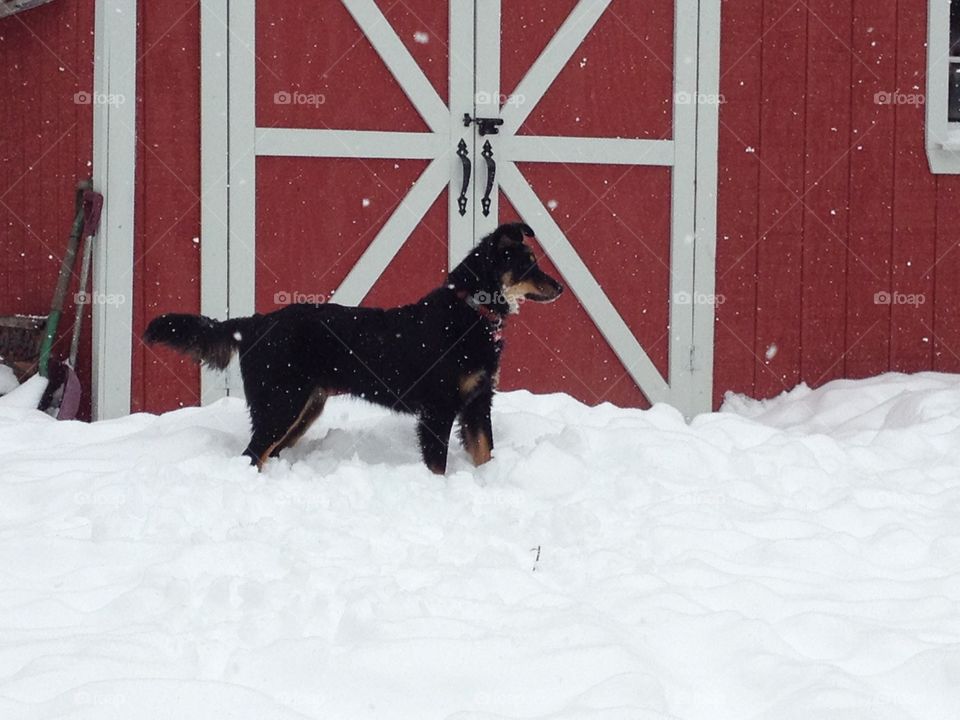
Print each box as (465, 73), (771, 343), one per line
(456, 290), (504, 341)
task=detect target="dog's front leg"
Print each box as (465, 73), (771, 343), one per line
(459, 388), (494, 466)
(417, 406), (456, 475)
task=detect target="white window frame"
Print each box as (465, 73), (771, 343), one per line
(926, 0), (960, 173)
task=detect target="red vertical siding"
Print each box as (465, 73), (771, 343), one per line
(890, 0), (937, 372)
(845, 1), (897, 380)
(0, 0), (94, 416)
(716, 0), (960, 405)
(752, 0), (807, 397)
(800, 0), (852, 385)
(713, 0), (762, 406)
(131, 0), (202, 413)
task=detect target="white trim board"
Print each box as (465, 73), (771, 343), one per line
(199, 0), (231, 402)
(91, 0), (137, 419)
(691, 0), (722, 414)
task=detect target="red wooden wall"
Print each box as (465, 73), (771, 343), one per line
(0, 0), (94, 417)
(130, 0), (202, 413)
(715, 0), (960, 407)
(3, 0), (960, 415)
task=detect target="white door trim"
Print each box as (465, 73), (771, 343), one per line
(199, 0), (230, 402)
(91, 0), (137, 419)
(256, 129), (441, 159)
(692, 0), (722, 414)
(501, 136), (676, 166)
(667, 0), (700, 416)
(447, 0), (477, 266)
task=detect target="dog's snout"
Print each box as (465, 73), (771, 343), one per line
(545, 275), (563, 296)
(530, 275), (563, 303)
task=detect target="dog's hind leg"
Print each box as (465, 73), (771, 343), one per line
(417, 405), (457, 475)
(269, 388), (328, 458)
(458, 387), (494, 466)
(244, 402), (309, 469)
(242, 377), (317, 470)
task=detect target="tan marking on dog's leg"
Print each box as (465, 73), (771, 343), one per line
(463, 427), (492, 466)
(257, 394), (318, 468)
(459, 371), (486, 399)
(283, 390), (328, 450)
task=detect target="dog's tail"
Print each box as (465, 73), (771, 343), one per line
(144, 313), (250, 371)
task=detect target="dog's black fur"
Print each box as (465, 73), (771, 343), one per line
(144, 222), (563, 473)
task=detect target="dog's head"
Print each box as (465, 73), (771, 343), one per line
(481, 223), (563, 310)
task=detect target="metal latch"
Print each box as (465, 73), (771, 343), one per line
(463, 114), (504, 136)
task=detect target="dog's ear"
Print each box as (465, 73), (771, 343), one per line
(495, 222), (535, 248)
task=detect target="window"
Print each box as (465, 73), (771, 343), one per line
(928, 0), (960, 172)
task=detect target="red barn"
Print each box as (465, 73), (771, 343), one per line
(2, 0), (960, 419)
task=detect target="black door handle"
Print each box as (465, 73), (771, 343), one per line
(481, 140), (495, 217)
(456, 138), (470, 217)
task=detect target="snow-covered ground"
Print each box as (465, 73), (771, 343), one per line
(1, 372), (959, 719)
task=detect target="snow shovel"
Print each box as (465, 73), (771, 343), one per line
(52, 188), (103, 419)
(36, 181), (100, 417)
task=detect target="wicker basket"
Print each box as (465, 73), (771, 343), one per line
(0, 315), (47, 380)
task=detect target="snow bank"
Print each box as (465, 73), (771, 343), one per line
(0, 364), (18, 395)
(1, 373), (959, 719)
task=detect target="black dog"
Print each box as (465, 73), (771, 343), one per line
(144, 222), (563, 473)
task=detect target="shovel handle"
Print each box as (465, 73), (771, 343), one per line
(82, 190), (103, 238)
(66, 191), (103, 366)
(38, 184), (88, 378)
